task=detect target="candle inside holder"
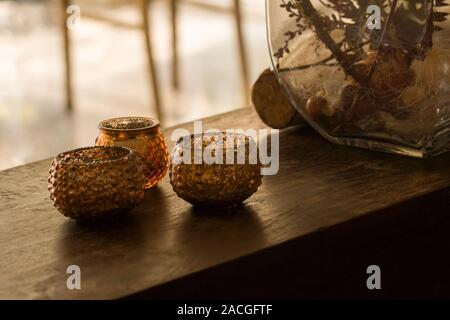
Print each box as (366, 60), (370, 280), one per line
(96, 117), (169, 189)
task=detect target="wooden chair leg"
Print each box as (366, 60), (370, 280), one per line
(140, 0), (163, 122)
(61, 0), (73, 111)
(170, 0), (179, 90)
(233, 0), (250, 106)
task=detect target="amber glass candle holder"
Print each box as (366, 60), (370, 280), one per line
(96, 117), (169, 189)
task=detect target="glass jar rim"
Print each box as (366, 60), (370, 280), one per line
(98, 117), (160, 133)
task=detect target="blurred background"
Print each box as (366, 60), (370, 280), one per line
(0, 0), (269, 170)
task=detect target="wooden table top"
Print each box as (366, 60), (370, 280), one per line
(1, 108), (450, 299)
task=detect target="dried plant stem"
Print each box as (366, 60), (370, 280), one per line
(278, 40), (371, 73)
(367, 0), (399, 79)
(296, 0), (368, 86)
(348, 0), (400, 115)
(278, 55), (336, 73)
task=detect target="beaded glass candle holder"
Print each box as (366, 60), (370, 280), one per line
(48, 146), (146, 219)
(170, 132), (263, 207)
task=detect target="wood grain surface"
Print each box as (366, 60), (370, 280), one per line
(1, 108), (450, 299)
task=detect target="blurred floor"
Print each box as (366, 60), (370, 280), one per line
(0, 0), (269, 170)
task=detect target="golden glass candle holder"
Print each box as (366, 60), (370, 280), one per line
(48, 146), (146, 220)
(169, 132), (263, 207)
(96, 117), (169, 189)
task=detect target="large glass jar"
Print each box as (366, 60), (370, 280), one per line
(267, 0), (450, 157)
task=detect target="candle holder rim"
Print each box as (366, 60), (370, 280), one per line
(54, 146), (136, 166)
(175, 132), (255, 151)
(98, 116), (160, 133)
